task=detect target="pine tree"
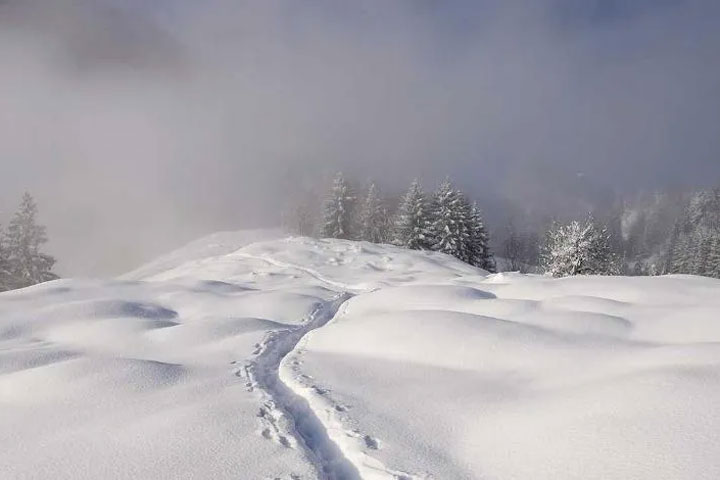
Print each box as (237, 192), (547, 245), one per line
(321, 173), (357, 240)
(393, 180), (432, 250)
(429, 179), (471, 262)
(707, 233), (720, 279)
(467, 202), (495, 272)
(541, 215), (617, 277)
(5, 193), (57, 289)
(359, 183), (390, 243)
(671, 233), (692, 274)
(0, 224), (12, 292)
(693, 229), (713, 276)
(664, 223), (681, 274)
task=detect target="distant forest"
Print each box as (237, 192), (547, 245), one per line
(284, 174), (720, 280)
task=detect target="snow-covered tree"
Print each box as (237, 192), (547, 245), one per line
(429, 179), (471, 262)
(359, 183), (390, 243)
(0, 224), (12, 292)
(5, 193), (57, 289)
(541, 215), (618, 277)
(393, 180), (432, 250)
(707, 234), (720, 278)
(321, 173), (357, 239)
(665, 189), (720, 277)
(467, 202), (495, 272)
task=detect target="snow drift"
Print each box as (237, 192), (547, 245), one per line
(1, 234), (719, 479)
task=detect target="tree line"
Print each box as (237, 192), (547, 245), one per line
(291, 173), (497, 272)
(0, 193), (57, 292)
(287, 174), (621, 277)
(665, 189), (720, 277)
(287, 174), (720, 279)
(499, 186), (720, 279)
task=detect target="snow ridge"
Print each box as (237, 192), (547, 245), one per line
(242, 292), (361, 480)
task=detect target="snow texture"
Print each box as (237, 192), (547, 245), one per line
(2, 232), (719, 479)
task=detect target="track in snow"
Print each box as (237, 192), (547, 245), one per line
(243, 292), (361, 480)
(232, 252), (370, 294)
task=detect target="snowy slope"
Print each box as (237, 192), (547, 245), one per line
(122, 228), (284, 280)
(285, 273), (720, 479)
(2, 234), (719, 479)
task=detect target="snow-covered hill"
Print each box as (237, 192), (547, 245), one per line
(1, 235), (719, 479)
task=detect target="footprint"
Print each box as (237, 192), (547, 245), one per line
(312, 385), (329, 395)
(364, 435), (380, 450)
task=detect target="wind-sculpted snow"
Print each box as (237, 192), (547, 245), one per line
(1, 234), (719, 479)
(288, 273), (720, 479)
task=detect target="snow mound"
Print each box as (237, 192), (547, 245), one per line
(122, 228), (284, 280)
(286, 272), (720, 480)
(2, 233), (718, 480)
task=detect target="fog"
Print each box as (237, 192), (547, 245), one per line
(1, 0), (719, 275)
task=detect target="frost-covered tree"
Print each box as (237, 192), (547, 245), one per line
(467, 202), (495, 272)
(707, 234), (720, 278)
(0, 224), (12, 292)
(665, 189), (720, 278)
(429, 179), (471, 262)
(321, 173), (357, 239)
(393, 180), (432, 250)
(5, 193), (57, 289)
(359, 183), (390, 243)
(541, 215), (618, 277)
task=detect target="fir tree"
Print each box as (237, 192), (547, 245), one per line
(541, 214), (617, 277)
(693, 229), (713, 276)
(5, 193), (57, 289)
(707, 234), (720, 279)
(467, 202), (495, 272)
(664, 223), (681, 274)
(393, 180), (432, 250)
(429, 179), (471, 262)
(671, 233), (693, 274)
(0, 224), (12, 292)
(321, 173), (357, 240)
(359, 183), (390, 243)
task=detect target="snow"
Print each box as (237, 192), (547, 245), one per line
(2, 233), (719, 479)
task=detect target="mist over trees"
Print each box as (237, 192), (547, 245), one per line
(358, 183), (391, 244)
(666, 189), (720, 277)
(321, 173), (357, 240)
(0, 193), (57, 292)
(296, 174), (496, 271)
(286, 173), (720, 280)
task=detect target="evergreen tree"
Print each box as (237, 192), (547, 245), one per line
(359, 183), (390, 243)
(664, 223), (681, 274)
(671, 233), (693, 274)
(321, 173), (357, 240)
(5, 193), (57, 289)
(0, 224), (12, 292)
(393, 180), (432, 250)
(429, 179), (471, 262)
(707, 234), (720, 279)
(541, 214), (617, 277)
(693, 229), (713, 276)
(467, 202), (495, 272)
